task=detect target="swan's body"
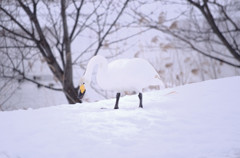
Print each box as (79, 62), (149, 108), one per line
(79, 55), (163, 109)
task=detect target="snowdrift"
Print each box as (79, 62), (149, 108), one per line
(0, 76), (240, 158)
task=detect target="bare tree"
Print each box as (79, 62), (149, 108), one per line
(135, 0), (240, 68)
(0, 0), (131, 105)
(186, 0), (240, 66)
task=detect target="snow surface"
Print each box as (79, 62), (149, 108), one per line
(0, 76), (240, 158)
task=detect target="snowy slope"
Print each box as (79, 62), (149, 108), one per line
(0, 76), (240, 158)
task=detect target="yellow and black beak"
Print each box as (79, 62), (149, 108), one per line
(78, 84), (86, 99)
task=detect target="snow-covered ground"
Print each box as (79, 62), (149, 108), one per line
(0, 76), (240, 158)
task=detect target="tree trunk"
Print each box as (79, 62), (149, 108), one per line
(63, 85), (80, 104)
(61, 0), (80, 104)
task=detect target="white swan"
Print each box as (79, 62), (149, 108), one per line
(78, 55), (164, 109)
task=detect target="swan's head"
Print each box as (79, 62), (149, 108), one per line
(78, 77), (88, 100)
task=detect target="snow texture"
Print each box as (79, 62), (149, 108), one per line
(0, 76), (240, 158)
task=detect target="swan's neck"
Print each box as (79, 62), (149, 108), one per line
(84, 55), (108, 82)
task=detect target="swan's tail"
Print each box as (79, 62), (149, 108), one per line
(150, 74), (165, 89)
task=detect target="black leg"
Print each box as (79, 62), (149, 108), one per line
(138, 93), (143, 108)
(114, 93), (121, 109)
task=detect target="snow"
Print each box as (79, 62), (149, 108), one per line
(0, 76), (240, 158)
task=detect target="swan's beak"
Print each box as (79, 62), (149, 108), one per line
(78, 84), (86, 99)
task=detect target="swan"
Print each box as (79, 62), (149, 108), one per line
(78, 55), (164, 109)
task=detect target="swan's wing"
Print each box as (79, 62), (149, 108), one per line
(107, 58), (164, 90)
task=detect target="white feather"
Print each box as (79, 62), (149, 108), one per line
(81, 55), (164, 93)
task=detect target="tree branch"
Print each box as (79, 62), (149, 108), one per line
(187, 0), (240, 62)
(151, 25), (240, 68)
(69, 0), (84, 40)
(0, 5), (33, 37)
(1, 68), (63, 91)
(94, 0), (130, 55)
(17, 0), (64, 83)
